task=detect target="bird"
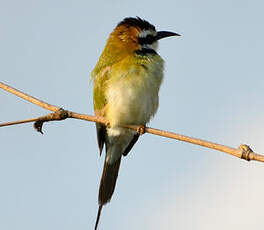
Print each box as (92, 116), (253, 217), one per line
(91, 17), (180, 229)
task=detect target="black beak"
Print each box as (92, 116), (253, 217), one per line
(156, 31), (180, 40)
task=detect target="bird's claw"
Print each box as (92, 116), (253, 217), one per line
(137, 125), (145, 135)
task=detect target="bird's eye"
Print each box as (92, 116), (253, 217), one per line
(146, 35), (155, 43)
(138, 34), (156, 45)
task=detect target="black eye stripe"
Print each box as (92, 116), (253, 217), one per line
(138, 34), (156, 45)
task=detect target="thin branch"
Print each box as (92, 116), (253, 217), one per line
(1, 81), (264, 163)
(0, 82), (59, 112)
(0, 117), (39, 127)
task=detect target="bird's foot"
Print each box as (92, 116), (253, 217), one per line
(137, 125), (146, 136)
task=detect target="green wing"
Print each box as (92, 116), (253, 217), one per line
(93, 66), (110, 155)
(91, 42), (132, 155)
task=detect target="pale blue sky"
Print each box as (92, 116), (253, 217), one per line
(1, 0), (264, 229)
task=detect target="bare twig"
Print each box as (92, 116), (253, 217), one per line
(1, 81), (264, 163)
(0, 82), (59, 112)
(0, 117), (39, 127)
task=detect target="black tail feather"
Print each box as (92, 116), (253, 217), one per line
(99, 157), (121, 204)
(94, 204), (103, 230)
(123, 133), (139, 156)
(95, 157), (121, 229)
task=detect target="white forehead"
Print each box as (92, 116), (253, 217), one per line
(138, 29), (157, 38)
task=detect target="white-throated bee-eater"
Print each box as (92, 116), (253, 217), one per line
(91, 17), (180, 229)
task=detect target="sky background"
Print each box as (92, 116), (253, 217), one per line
(1, 0), (264, 229)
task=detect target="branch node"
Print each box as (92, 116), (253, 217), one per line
(56, 108), (69, 120)
(34, 120), (44, 134)
(33, 108), (69, 134)
(238, 144), (253, 161)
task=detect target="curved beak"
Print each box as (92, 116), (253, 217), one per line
(156, 31), (181, 40)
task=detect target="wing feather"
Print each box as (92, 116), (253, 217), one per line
(93, 66), (111, 155)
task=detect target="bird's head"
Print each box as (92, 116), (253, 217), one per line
(109, 17), (180, 54)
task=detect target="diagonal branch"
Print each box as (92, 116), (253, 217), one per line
(1, 81), (264, 163)
(0, 81), (59, 112)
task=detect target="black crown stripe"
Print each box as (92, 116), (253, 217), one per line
(117, 17), (156, 32)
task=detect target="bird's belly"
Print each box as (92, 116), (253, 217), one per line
(106, 77), (159, 127)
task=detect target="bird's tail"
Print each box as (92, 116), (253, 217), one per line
(94, 157), (122, 230)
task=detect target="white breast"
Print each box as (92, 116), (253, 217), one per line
(105, 60), (163, 128)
